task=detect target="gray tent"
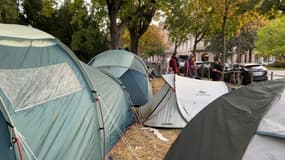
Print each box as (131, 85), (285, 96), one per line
(165, 79), (285, 160)
(0, 23), (134, 160)
(139, 74), (230, 128)
(89, 50), (152, 106)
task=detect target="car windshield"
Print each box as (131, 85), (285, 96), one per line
(178, 55), (188, 60)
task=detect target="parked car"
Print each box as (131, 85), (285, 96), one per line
(224, 63), (268, 85)
(195, 61), (204, 69)
(177, 55), (189, 73)
(196, 61), (215, 78)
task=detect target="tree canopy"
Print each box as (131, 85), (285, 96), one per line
(121, 24), (168, 57)
(163, 0), (191, 52)
(14, 0), (109, 62)
(0, 0), (283, 61)
(256, 16), (285, 57)
(0, 0), (18, 23)
(139, 25), (168, 57)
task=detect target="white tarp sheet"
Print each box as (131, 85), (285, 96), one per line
(0, 63), (82, 111)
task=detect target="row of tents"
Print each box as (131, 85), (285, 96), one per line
(0, 23), (152, 160)
(1, 23), (285, 160)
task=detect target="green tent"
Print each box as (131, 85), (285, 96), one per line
(0, 23), (134, 160)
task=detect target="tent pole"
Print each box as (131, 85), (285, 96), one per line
(131, 107), (143, 126)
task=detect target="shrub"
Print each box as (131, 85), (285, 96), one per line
(268, 59), (285, 67)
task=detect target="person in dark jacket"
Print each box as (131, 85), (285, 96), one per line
(212, 57), (224, 81)
(168, 52), (179, 74)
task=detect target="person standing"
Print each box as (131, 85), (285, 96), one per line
(168, 52), (179, 74)
(184, 54), (197, 78)
(147, 65), (155, 80)
(211, 57), (224, 81)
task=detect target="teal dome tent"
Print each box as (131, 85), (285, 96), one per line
(89, 50), (153, 106)
(0, 23), (134, 160)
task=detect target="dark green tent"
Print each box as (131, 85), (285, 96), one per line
(165, 79), (285, 160)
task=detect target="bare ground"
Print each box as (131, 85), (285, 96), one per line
(108, 78), (181, 160)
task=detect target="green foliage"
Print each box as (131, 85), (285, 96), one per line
(60, 0), (109, 62)
(3, 0), (283, 63)
(267, 59), (285, 68)
(256, 16), (285, 57)
(0, 0), (18, 23)
(71, 26), (109, 62)
(256, 0), (284, 18)
(16, 0), (109, 62)
(163, 0), (190, 50)
(139, 25), (168, 57)
(20, 0), (43, 25)
(186, 0), (218, 39)
(121, 25), (168, 57)
(127, 0), (157, 54)
(239, 0), (284, 18)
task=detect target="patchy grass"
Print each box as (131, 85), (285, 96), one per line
(266, 66), (285, 70)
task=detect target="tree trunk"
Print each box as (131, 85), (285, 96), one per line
(110, 19), (119, 49)
(248, 49), (252, 63)
(130, 33), (140, 54)
(221, 0), (230, 63)
(193, 40), (197, 57)
(127, 1), (156, 54)
(174, 40), (178, 53)
(106, 0), (128, 49)
(222, 22), (227, 63)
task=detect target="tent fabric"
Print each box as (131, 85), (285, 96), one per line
(80, 62), (135, 152)
(89, 49), (152, 106)
(165, 79), (285, 160)
(141, 84), (186, 128)
(0, 63), (82, 112)
(0, 23), (54, 40)
(0, 99), (16, 160)
(242, 134), (285, 160)
(162, 74), (175, 88)
(120, 70), (152, 105)
(256, 88), (285, 138)
(176, 75), (230, 121)
(89, 50), (147, 75)
(139, 74), (230, 128)
(0, 23), (134, 160)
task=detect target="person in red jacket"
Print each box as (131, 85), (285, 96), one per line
(184, 54), (196, 77)
(168, 52), (179, 74)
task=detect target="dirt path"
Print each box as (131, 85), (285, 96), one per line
(109, 124), (180, 160)
(108, 78), (181, 160)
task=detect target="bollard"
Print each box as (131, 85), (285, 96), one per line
(237, 71), (241, 85)
(271, 71), (273, 80)
(208, 68), (211, 79)
(201, 66), (204, 78)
